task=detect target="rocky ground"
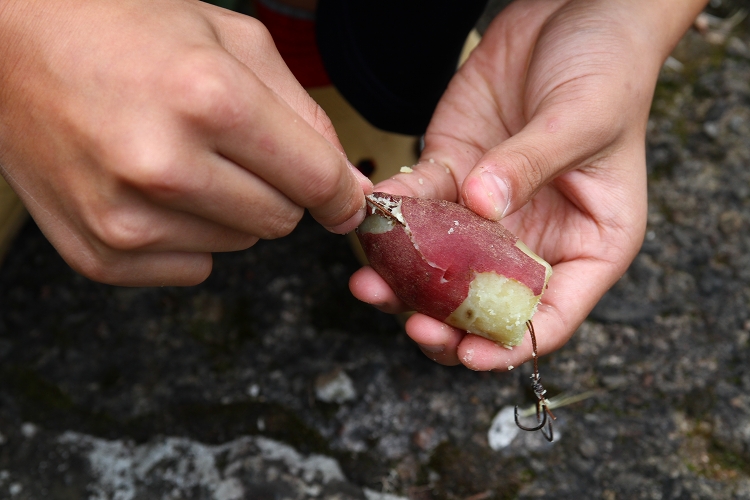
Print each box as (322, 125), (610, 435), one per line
(3, 3), (750, 500)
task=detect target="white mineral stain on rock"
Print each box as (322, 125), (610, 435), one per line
(487, 406), (519, 450)
(364, 488), (410, 500)
(214, 478), (244, 500)
(254, 437), (345, 483)
(57, 432), (348, 500)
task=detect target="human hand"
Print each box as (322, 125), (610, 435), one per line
(350, 0), (706, 370)
(0, 0), (370, 286)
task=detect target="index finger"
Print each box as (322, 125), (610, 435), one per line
(208, 11), (372, 231)
(211, 74), (365, 233)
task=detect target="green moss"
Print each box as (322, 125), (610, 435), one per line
(681, 425), (750, 480)
(650, 80), (683, 119)
(682, 387), (717, 420)
(649, 41), (726, 158)
(656, 200), (676, 223)
(709, 441), (750, 475)
(4, 365), (74, 412)
(649, 159), (678, 181)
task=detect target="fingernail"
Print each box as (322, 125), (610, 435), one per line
(419, 344), (444, 353)
(480, 172), (510, 218)
(325, 203), (366, 235)
(348, 160), (374, 194)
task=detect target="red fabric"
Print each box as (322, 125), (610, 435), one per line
(254, 2), (331, 88)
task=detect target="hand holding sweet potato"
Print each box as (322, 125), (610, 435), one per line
(357, 193), (551, 347)
(350, 0), (702, 370)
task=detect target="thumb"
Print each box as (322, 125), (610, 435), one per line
(461, 114), (612, 220)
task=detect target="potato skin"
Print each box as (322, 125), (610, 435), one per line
(356, 193), (551, 343)
(358, 206), (468, 321)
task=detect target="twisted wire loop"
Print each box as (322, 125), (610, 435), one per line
(514, 321), (556, 442)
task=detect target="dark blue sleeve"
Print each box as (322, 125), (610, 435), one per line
(316, 0), (489, 135)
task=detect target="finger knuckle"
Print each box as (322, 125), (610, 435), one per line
(69, 249), (122, 285)
(88, 207), (155, 251)
(258, 206), (303, 239)
(306, 102), (337, 140)
(70, 254), (105, 283)
(164, 51), (245, 128)
(512, 148), (549, 189)
(302, 166), (345, 209)
(108, 142), (199, 198)
(248, 20), (276, 54)
(228, 234), (260, 251)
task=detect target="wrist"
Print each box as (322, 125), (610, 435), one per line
(622, 0), (709, 62)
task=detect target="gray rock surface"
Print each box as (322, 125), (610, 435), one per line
(3, 4), (750, 500)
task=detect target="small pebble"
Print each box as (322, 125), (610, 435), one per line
(9, 483), (22, 496)
(579, 438), (599, 459)
(20, 423), (37, 439)
(315, 368), (357, 403)
(703, 121), (720, 139)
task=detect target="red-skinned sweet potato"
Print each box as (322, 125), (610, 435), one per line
(356, 193), (552, 347)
